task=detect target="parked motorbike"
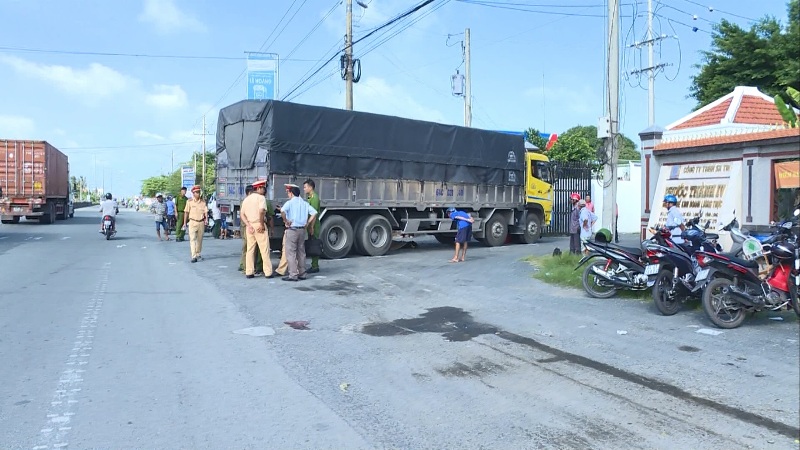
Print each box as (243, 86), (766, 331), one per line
(720, 213), (750, 257)
(102, 215), (116, 240)
(647, 216), (722, 315)
(698, 209), (800, 328)
(575, 228), (674, 298)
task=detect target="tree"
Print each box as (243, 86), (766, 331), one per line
(545, 125), (640, 163)
(524, 128), (549, 152)
(141, 151), (216, 198)
(690, 0), (800, 108)
(141, 176), (169, 198)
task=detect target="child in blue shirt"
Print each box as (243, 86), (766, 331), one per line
(447, 207), (475, 262)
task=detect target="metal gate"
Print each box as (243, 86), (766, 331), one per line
(544, 161), (594, 236)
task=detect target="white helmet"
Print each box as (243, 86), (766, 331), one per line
(155, 192), (163, 198)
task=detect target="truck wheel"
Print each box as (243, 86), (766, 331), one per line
(356, 214), (392, 257)
(2, 216), (20, 224)
(40, 202), (55, 224)
(434, 233), (456, 244)
(57, 202), (67, 220)
(352, 215), (368, 255)
(517, 214), (542, 244)
(320, 214), (354, 259)
(483, 214), (508, 247)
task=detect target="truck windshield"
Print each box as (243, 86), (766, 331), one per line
(532, 161), (552, 184)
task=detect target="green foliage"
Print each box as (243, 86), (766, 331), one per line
(69, 175), (90, 201)
(524, 254), (649, 299)
(524, 128), (549, 151)
(545, 125), (640, 164)
(691, 0), (800, 108)
(774, 86), (800, 127)
(140, 151), (216, 198)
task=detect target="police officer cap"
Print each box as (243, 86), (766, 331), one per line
(284, 183), (299, 189)
(191, 185), (201, 193)
(252, 180), (267, 189)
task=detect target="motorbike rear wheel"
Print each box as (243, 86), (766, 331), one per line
(653, 270), (682, 316)
(581, 260), (618, 299)
(702, 278), (746, 329)
(789, 278), (800, 318)
(106, 228), (111, 240)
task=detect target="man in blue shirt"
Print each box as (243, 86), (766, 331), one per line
(663, 194), (685, 244)
(447, 207), (475, 262)
(280, 184), (318, 281)
(165, 195), (176, 231)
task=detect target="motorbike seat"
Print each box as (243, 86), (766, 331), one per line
(725, 255), (759, 269)
(609, 243), (643, 257)
(705, 233), (719, 240)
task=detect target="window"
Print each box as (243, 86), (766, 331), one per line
(532, 161), (552, 184)
(772, 159), (800, 221)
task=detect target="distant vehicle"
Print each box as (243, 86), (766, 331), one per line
(215, 100), (555, 259)
(0, 140), (72, 224)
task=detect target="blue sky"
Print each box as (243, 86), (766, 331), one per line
(0, 0), (790, 197)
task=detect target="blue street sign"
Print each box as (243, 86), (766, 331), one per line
(181, 165), (195, 194)
(246, 53), (278, 100)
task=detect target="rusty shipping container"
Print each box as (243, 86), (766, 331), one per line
(0, 140), (72, 224)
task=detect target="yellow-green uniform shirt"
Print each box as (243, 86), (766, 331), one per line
(175, 195), (187, 214)
(307, 192), (320, 234)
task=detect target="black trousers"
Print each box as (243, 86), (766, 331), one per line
(569, 231), (581, 254)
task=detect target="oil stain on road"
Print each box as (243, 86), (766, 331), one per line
(361, 306), (799, 440)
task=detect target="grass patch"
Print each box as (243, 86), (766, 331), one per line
(523, 253), (650, 300)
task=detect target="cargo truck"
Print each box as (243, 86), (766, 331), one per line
(1, 140), (73, 224)
(215, 100), (554, 259)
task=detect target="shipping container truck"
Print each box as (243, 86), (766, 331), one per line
(215, 100), (554, 259)
(0, 140), (72, 224)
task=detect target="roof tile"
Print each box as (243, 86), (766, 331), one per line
(733, 96), (785, 125)
(671, 99), (732, 130)
(655, 128), (800, 151)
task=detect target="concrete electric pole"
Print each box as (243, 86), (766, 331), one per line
(464, 28), (472, 127)
(345, 0), (354, 110)
(602, 0), (620, 231)
(629, 0), (671, 126)
(194, 115), (214, 193)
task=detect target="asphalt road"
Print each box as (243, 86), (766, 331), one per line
(1, 207), (798, 450)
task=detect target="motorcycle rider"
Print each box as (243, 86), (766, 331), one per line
(98, 193), (117, 233)
(663, 194), (686, 244)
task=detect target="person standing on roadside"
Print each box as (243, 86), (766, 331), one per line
(275, 183), (299, 277)
(579, 199), (596, 255)
(165, 195), (176, 232)
(240, 180), (275, 279)
(183, 185), (207, 263)
(150, 193), (169, 241)
(280, 185), (317, 281)
(568, 192), (581, 254)
(446, 207), (475, 262)
(304, 179), (321, 273)
(239, 185), (263, 273)
(585, 194), (595, 213)
(175, 187), (188, 241)
(210, 197), (222, 239)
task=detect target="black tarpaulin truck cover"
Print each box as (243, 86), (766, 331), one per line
(216, 100), (524, 186)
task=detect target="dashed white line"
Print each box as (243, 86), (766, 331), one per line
(34, 263), (110, 450)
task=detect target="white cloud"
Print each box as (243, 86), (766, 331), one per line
(134, 130), (166, 140)
(145, 84), (188, 109)
(0, 115), (35, 139)
(0, 55), (136, 98)
(355, 77), (447, 123)
(139, 0), (206, 33)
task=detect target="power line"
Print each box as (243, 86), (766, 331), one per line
(258, 0), (311, 53)
(678, 0), (758, 22)
(281, 0), (438, 101)
(285, 0), (342, 60)
(456, 0), (612, 17)
(0, 46), (317, 61)
(653, 13), (711, 34)
(255, 0), (301, 52)
(359, 0), (451, 58)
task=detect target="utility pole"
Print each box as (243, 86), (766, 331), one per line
(602, 0), (620, 231)
(629, 0), (671, 126)
(345, 0), (354, 110)
(194, 115), (213, 193)
(464, 28), (472, 127)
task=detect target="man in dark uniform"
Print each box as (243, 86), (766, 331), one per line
(304, 179), (321, 273)
(174, 186), (188, 241)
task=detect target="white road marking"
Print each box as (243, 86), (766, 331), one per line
(696, 328), (724, 336)
(34, 263), (110, 450)
(0, 236), (8, 240)
(61, 237), (71, 240)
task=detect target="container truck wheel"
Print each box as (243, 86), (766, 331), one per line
(356, 214), (392, 257)
(57, 202), (67, 220)
(320, 214), (354, 259)
(483, 214), (508, 247)
(40, 202), (55, 224)
(518, 214), (542, 244)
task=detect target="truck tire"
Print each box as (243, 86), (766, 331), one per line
(320, 214), (354, 259)
(351, 215), (368, 256)
(57, 202), (67, 220)
(518, 214), (542, 244)
(40, 202), (55, 224)
(483, 214), (508, 247)
(355, 214), (392, 257)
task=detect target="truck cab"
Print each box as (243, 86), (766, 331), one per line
(523, 151), (554, 236)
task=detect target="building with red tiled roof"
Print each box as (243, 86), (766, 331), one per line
(639, 86), (799, 238)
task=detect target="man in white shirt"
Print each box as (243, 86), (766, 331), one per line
(99, 193), (118, 232)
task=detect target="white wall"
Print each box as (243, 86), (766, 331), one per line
(591, 162), (642, 233)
